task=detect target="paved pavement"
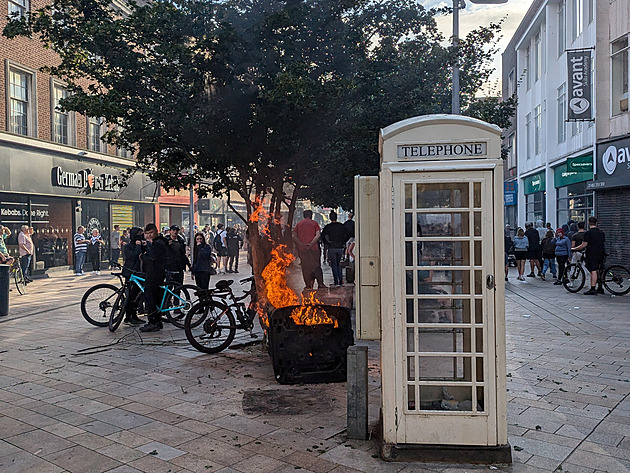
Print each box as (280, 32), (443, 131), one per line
(0, 262), (629, 473)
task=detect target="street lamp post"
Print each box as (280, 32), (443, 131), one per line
(452, 0), (508, 115)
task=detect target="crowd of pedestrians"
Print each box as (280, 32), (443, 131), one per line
(505, 216), (607, 295)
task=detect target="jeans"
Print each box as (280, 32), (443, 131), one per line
(328, 248), (344, 285)
(75, 251), (86, 274)
(110, 248), (120, 267)
(542, 258), (556, 276)
(20, 254), (32, 279)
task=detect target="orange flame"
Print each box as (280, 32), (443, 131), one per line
(290, 291), (339, 328)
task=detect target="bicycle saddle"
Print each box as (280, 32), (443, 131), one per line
(215, 279), (234, 290)
(240, 276), (255, 283)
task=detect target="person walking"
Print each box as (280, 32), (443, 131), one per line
(321, 211), (349, 287)
(573, 216), (606, 295)
(73, 226), (88, 275)
(139, 223), (168, 332)
(293, 210), (326, 290)
(122, 227), (144, 325)
(524, 222), (541, 278)
(540, 230), (557, 281)
(110, 225), (121, 268)
(191, 232), (214, 289)
(87, 229), (103, 275)
(18, 225), (34, 282)
(553, 228), (572, 285)
(513, 227), (529, 281)
(213, 223), (228, 274)
(226, 227), (243, 273)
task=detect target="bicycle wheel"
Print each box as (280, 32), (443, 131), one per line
(184, 301), (236, 354)
(108, 287), (127, 332)
(13, 266), (26, 295)
(81, 284), (120, 327)
(163, 283), (199, 329)
(563, 263), (585, 293)
(602, 265), (630, 296)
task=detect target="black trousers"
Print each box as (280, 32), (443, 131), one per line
(144, 278), (164, 324)
(299, 248), (324, 288)
(194, 271), (211, 290)
(88, 249), (100, 271)
(556, 255), (569, 280)
(227, 252), (239, 271)
(125, 281), (141, 319)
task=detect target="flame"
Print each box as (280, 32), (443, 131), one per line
(290, 291), (339, 328)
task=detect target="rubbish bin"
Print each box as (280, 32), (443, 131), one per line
(0, 264), (9, 316)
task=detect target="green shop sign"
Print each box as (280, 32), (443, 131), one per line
(523, 173), (546, 194)
(554, 161), (593, 187)
(567, 154), (593, 172)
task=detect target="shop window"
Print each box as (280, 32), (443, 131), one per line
(571, 0), (583, 41)
(612, 36), (629, 116)
(556, 182), (593, 226)
(534, 105), (542, 155)
(526, 192), (545, 224)
(558, 0), (566, 57)
(52, 84), (74, 145)
(557, 84), (566, 143)
(8, 0), (28, 17)
(525, 113), (532, 159)
(87, 116), (106, 152)
(8, 66), (36, 137)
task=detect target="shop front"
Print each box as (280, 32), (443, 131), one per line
(0, 146), (157, 271)
(504, 180), (517, 230)
(554, 155), (594, 226)
(523, 172), (545, 224)
(590, 135), (630, 267)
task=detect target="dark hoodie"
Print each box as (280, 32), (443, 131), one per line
(122, 227), (144, 278)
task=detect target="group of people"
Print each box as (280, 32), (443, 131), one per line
(0, 225), (35, 284)
(293, 210), (354, 289)
(505, 216), (606, 295)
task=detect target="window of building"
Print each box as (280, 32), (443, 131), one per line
(612, 36), (629, 116)
(508, 69), (515, 97)
(526, 46), (531, 90)
(571, 0), (583, 41)
(572, 120), (583, 136)
(557, 84), (566, 143)
(558, 1), (566, 56)
(557, 182), (593, 226)
(52, 85), (73, 145)
(116, 147), (131, 158)
(8, 68), (35, 136)
(507, 133), (516, 169)
(534, 32), (542, 81)
(87, 117), (106, 152)
(526, 192), (545, 224)
(8, 0), (29, 17)
(526, 113), (532, 159)
(587, 0), (594, 24)
(534, 105), (542, 155)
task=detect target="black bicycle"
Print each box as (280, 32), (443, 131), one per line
(563, 251), (630, 295)
(184, 276), (258, 354)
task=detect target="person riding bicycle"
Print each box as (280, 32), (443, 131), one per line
(140, 223), (169, 332)
(121, 227), (145, 325)
(573, 216), (606, 295)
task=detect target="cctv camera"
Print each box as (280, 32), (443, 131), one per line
(75, 205), (82, 212)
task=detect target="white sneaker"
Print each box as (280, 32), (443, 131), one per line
(96, 271), (100, 275)
(92, 271), (96, 275)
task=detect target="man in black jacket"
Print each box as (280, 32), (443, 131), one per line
(165, 225), (190, 285)
(321, 211), (349, 286)
(140, 223), (168, 332)
(524, 221), (541, 278)
(122, 227), (144, 325)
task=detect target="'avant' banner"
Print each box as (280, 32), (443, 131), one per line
(567, 50), (593, 121)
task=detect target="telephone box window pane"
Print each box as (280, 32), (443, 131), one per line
(406, 270), (414, 295)
(405, 213), (412, 237)
(418, 329), (471, 353)
(476, 328), (484, 353)
(474, 212), (482, 236)
(475, 299), (483, 324)
(407, 327), (415, 352)
(473, 182), (482, 208)
(417, 299), (470, 324)
(476, 357), (484, 382)
(474, 241), (482, 266)
(406, 299), (414, 323)
(418, 357), (471, 381)
(408, 385), (416, 410)
(405, 241), (413, 266)
(417, 213), (470, 237)
(417, 270), (470, 295)
(419, 385), (473, 411)
(416, 183), (469, 208)
(474, 270), (483, 295)
(477, 386), (485, 412)
(407, 356), (416, 380)
(419, 241), (469, 266)
(405, 184), (413, 209)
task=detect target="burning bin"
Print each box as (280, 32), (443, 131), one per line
(268, 304), (354, 385)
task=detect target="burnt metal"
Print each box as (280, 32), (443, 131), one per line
(268, 304), (354, 385)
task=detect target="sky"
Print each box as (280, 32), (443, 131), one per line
(425, 0), (535, 95)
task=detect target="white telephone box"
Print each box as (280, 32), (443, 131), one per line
(356, 115), (511, 463)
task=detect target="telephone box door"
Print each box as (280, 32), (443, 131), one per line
(392, 170), (497, 445)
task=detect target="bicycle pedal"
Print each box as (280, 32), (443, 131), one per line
(250, 334), (259, 339)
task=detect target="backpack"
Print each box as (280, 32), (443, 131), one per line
(542, 237), (556, 257)
(213, 231), (223, 251)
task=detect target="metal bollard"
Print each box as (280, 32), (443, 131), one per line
(0, 264), (9, 316)
(347, 345), (368, 439)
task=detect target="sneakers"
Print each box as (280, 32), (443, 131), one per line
(124, 317), (143, 326)
(552, 273), (557, 279)
(540, 273), (546, 281)
(553, 280), (563, 285)
(96, 271), (100, 275)
(139, 322), (162, 332)
(584, 288), (598, 295)
(505, 277), (509, 282)
(597, 287), (605, 294)
(527, 272), (536, 278)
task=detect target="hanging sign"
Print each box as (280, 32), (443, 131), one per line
(567, 50), (593, 121)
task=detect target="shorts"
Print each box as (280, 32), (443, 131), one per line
(514, 250), (528, 261)
(218, 248), (228, 257)
(504, 253), (508, 265)
(526, 249), (539, 260)
(585, 255), (604, 272)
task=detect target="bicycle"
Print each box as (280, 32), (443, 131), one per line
(184, 276), (258, 354)
(9, 259), (27, 295)
(563, 250), (630, 295)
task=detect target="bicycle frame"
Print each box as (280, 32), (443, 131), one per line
(127, 273), (188, 313)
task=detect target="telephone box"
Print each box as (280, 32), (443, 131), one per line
(356, 115), (511, 463)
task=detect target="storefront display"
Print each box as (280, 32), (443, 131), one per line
(523, 172), (546, 224)
(554, 157), (594, 226)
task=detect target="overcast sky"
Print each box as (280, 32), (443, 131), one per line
(425, 0), (535, 95)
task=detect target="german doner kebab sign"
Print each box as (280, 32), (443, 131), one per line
(567, 49), (593, 121)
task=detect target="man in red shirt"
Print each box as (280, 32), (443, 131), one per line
(293, 210), (326, 290)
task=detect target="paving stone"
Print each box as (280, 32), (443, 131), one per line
(5, 428), (75, 456)
(0, 450), (66, 473)
(44, 445), (122, 473)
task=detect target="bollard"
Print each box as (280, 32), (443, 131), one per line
(347, 345), (368, 439)
(0, 264), (9, 316)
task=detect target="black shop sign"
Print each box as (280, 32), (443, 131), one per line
(52, 166), (121, 193)
(589, 135), (630, 190)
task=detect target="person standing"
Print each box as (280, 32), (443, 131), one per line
(73, 226), (88, 275)
(540, 230), (557, 281)
(0, 225), (13, 265)
(191, 232), (214, 289)
(165, 225), (189, 286)
(570, 221), (586, 263)
(553, 228), (572, 285)
(110, 225), (121, 268)
(140, 223), (168, 332)
(293, 210), (326, 290)
(120, 229), (130, 251)
(321, 211), (349, 287)
(213, 223), (228, 274)
(573, 216), (606, 295)
(122, 227), (144, 325)
(18, 225), (34, 282)
(513, 227), (529, 281)
(524, 222), (541, 277)
(504, 225), (514, 282)
(226, 227), (243, 273)
(87, 229), (103, 275)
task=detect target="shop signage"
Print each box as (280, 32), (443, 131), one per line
(504, 181), (517, 206)
(523, 173), (545, 195)
(52, 166), (121, 193)
(567, 49), (593, 121)
(554, 162), (593, 188)
(567, 154), (593, 172)
(0, 203), (50, 223)
(398, 142), (487, 159)
(590, 135), (630, 190)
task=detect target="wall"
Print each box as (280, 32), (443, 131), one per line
(596, 188), (630, 268)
